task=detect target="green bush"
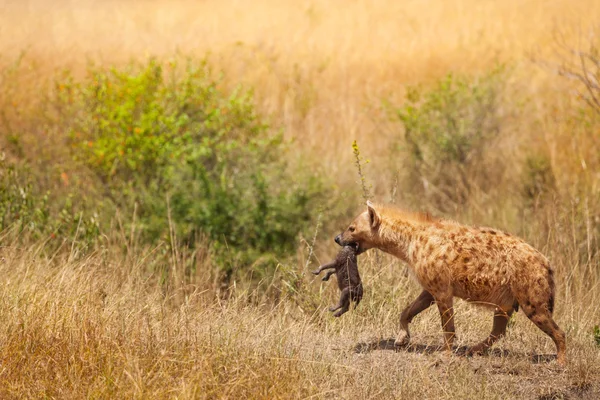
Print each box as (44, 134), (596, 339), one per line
(0, 155), (99, 246)
(53, 59), (325, 274)
(0, 155), (49, 235)
(393, 68), (506, 210)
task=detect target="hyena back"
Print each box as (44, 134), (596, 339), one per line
(335, 201), (566, 365)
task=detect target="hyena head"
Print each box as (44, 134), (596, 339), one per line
(335, 201), (381, 254)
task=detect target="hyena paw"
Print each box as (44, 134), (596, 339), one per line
(311, 270), (320, 275)
(328, 306), (338, 312)
(395, 331), (410, 347)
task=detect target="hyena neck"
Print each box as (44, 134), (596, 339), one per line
(374, 218), (422, 262)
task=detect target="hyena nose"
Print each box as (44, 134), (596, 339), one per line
(334, 234), (342, 246)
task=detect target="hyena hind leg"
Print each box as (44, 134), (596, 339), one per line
(520, 301), (567, 366)
(467, 304), (515, 356)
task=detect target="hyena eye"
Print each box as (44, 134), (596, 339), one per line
(349, 226), (355, 232)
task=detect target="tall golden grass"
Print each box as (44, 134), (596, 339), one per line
(1, 0), (600, 398)
(0, 233), (598, 398)
(3, 0), (599, 165)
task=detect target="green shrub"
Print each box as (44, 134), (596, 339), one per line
(0, 155), (99, 246)
(393, 68), (506, 210)
(0, 155), (49, 235)
(53, 59), (326, 275)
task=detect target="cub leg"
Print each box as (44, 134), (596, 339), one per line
(322, 270), (336, 282)
(312, 261), (336, 276)
(330, 288), (350, 317)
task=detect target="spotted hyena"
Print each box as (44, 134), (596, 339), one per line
(335, 201), (566, 365)
(312, 244), (363, 317)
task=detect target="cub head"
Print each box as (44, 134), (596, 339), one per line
(335, 201), (381, 254)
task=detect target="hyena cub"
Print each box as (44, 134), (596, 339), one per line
(312, 245), (363, 317)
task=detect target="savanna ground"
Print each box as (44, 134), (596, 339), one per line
(1, 0), (600, 398)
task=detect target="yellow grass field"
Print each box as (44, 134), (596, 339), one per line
(3, 0), (599, 167)
(1, 0), (600, 398)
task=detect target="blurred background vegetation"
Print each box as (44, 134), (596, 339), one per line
(0, 0), (598, 294)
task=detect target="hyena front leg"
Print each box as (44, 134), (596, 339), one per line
(467, 305), (515, 356)
(330, 288), (350, 317)
(435, 296), (456, 351)
(395, 290), (435, 347)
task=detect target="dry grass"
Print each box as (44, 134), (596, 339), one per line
(2, 0), (600, 177)
(2, 0), (600, 398)
(0, 238), (598, 399)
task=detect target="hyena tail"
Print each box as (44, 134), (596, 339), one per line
(512, 262), (566, 365)
(548, 266), (556, 314)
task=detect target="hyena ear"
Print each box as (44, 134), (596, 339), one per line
(366, 200), (381, 229)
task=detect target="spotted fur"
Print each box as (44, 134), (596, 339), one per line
(335, 201), (566, 365)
